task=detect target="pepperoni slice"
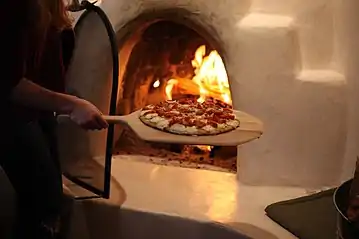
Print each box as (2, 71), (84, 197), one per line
(213, 111), (224, 117)
(189, 119), (196, 126)
(196, 110), (204, 115)
(195, 120), (206, 128)
(170, 104), (178, 110)
(143, 98), (236, 130)
(222, 114), (235, 120)
(205, 108), (213, 113)
(208, 121), (218, 128)
(169, 117), (181, 126)
(212, 115), (221, 123)
(181, 108), (192, 114)
(163, 113), (172, 118)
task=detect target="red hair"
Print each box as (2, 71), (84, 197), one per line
(28, 0), (73, 64)
(36, 0), (73, 32)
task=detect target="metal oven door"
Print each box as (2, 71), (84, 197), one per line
(57, 1), (119, 199)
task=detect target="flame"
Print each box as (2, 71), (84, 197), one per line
(165, 79), (178, 100)
(165, 45), (231, 105)
(153, 80), (161, 88)
(196, 145), (213, 151)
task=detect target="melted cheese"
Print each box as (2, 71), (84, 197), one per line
(157, 119), (170, 129)
(150, 116), (163, 123)
(170, 124), (186, 133)
(217, 123), (226, 129)
(202, 125), (215, 132)
(144, 113), (157, 119)
(227, 120), (240, 128)
(185, 126), (198, 134)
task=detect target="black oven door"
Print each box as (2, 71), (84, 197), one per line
(57, 1), (119, 199)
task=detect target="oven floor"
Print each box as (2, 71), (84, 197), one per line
(113, 153), (236, 173)
(114, 128), (237, 173)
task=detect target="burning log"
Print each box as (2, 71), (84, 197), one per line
(170, 78), (225, 101)
(172, 78), (200, 96)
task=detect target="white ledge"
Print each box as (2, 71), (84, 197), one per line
(297, 70), (346, 84)
(106, 158), (312, 238)
(238, 13), (294, 29)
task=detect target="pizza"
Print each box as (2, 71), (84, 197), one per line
(139, 98), (240, 136)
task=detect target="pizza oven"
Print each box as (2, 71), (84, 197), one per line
(57, 0), (354, 198)
(110, 18), (237, 173)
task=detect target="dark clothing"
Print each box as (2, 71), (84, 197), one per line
(2, 118), (63, 238)
(0, 1), (75, 238)
(0, 0), (28, 101)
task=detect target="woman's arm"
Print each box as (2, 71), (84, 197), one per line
(10, 79), (108, 130)
(10, 79), (77, 114)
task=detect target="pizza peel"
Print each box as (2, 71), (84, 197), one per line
(57, 109), (263, 146)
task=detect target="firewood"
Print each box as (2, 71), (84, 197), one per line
(172, 78), (200, 96)
(170, 78), (224, 100)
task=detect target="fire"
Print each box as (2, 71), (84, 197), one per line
(165, 45), (232, 105)
(165, 79), (178, 100)
(153, 80), (161, 88)
(196, 145), (213, 151)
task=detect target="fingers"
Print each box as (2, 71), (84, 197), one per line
(80, 114), (108, 130)
(95, 114), (109, 129)
(70, 99), (109, 130)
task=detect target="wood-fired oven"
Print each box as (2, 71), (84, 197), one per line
(57, 0), (350, 198)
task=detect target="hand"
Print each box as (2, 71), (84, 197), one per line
(69, 98), (108, 130)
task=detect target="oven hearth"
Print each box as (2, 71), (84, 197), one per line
(114, 127), (237, 172)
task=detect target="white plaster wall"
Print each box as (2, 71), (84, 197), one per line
(250, 0), (330, 16)
(232, 12), (347, 187)
(295, 2), (334, 69)
(61, 0), (355, 188)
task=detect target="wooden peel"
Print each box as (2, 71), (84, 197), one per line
(57, 110), (263, 146)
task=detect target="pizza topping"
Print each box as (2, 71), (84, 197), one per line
(223, 114), (235, 120)
(196, 110), (204, 115)
(169, 117), (182, 126)
(208, 120), (218, 128)
(195, 120), (206, 128)
(140, 98), (239, 135)
(170, 104), (178, 110)
(156, 109), (165, 116)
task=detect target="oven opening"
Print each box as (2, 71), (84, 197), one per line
(113, 20), (237, 173)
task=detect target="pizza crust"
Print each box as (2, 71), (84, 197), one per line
(139, 99), (240, 136)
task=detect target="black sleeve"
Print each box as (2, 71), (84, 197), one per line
(0, 0), (28, 99)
